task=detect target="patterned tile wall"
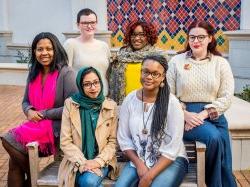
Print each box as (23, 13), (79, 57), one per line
(107, 0), (241, 53)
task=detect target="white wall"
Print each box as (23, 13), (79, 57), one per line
(0, 0), (9, 30)
(241, 0), (250, 29)
(8, 0), (72, 43)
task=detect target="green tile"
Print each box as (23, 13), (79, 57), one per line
(161, 35), (168, 44)
(117, 35), (123, 42)
(178, 35), (186, 44)
(217, 36), (225, 46)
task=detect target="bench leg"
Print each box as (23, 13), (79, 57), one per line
(196, 141), (206, 187)
(26, 142), (39, 187)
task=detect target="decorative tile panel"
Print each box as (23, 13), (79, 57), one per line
(107, 0), (241, 53)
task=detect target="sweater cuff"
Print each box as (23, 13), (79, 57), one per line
(204, 105), (219, 120)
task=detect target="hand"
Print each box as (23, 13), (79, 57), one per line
(197, 110), (209, 121)
(27, 109), (43, 122)
(184, 111), (204, 131)
(91, 168), (103, 177)
(78, 165), (103, 177)
(84, 160), (100, 170)
(136, 162), (149, 179)
(138, 172), (153, 187)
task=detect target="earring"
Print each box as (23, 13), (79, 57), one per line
(160, 82), (165, 87)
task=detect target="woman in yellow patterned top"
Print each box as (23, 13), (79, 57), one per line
(108, 20), (167, 105)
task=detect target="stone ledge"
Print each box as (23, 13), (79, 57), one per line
(225, 96), (250, 132)
(0, 62), (28, 70)
(0, 31), (13, 36)
(224, 30), (250, 40)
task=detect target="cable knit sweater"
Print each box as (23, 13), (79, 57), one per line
(64, 38), (110, 96)
(167, 52), (234, 115)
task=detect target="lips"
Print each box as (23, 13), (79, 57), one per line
(143, 81), (153, 86)
(193, 45), (200, 48)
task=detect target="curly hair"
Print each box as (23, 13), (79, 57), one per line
(181, 20), (221, 56)
(123, 20), (158, 47)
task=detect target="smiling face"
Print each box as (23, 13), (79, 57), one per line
(35, 38), (54, 69)
(82, 71), (101, 99)
(77, 13), (97, 37)
(188, 27), (212, 57)
(141, 59), (165, 91)
(130, 25), (148, 50)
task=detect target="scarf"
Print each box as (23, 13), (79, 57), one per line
(12, 70), (58, 155)
(71, 67), (105, 159)
(108, 45), (168, 104)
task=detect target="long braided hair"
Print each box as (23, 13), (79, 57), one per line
(142, 55), (170, 146)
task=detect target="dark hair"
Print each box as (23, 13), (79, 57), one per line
(180, 20), (221, 56)
(77, 8), (97, 23)
(142, 55), (170, 145)
(28, 32), (68, 81)
(123, 20), (157, 47)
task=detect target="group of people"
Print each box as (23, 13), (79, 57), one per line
(1, 7), (236, 187)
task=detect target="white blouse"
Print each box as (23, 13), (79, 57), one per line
(117, 90), (187, 168)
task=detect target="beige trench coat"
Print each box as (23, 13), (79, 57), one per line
(58, 98), (119, 187)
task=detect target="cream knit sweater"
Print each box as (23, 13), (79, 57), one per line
(64, 38), (110, 96)
(167, 52), (234, 115)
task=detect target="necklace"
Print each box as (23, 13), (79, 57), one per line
(142, 90), (155, 135)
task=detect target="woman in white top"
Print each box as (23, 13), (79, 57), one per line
(64, 8), (110, 95)
(167, 21), (236, 187)
(116, 55), (188, 187)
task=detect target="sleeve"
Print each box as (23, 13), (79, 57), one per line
(204, 58), (235, 115)
(41, 69), (78, 120)
(159, 96), (185, 160)
(60, 99), (86, 165)
(104, 42), (111, 59)
(63, 39), (74, 67)
(117, 96), (136, 151)
(22, 80), (34, 116)
(94, 103), (118, 167)
(167, 57), (177, 95)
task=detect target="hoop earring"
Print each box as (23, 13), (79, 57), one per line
(160, 82), (165, 88)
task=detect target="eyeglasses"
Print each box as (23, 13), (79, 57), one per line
(189, 35), (208, 42)
(131, 32), (146, 39)
(79, 21), (97, 27)
(141, 69), (162, 79)
(82, 80), (100, 89)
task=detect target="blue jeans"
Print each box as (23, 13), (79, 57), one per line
(114, 157), (188, 187)
(76, 167), (109, 187)
(184, 103), (236, 187)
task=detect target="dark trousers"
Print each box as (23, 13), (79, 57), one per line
(183, 103), (236, 187)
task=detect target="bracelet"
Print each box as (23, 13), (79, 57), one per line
(206, 107), (219, 120)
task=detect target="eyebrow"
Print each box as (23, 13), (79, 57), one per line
(82, 79), (99, 83)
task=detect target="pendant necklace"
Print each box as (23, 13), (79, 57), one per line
(142, 90), (155, 135)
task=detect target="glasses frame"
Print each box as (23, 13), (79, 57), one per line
(82, 80), (100, 89)
(141, 69), (163, 79)
(131, 32), (146, 39)
(79, 21), (97, 27)
(188, 35), (208, 42)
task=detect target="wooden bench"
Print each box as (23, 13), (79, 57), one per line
(27, 141), (206, 187)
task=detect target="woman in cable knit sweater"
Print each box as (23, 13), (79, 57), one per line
(167, 21), (236, 187)
(64, 8), (110, 96)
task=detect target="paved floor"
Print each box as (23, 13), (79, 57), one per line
(0, 85), (249, 187)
